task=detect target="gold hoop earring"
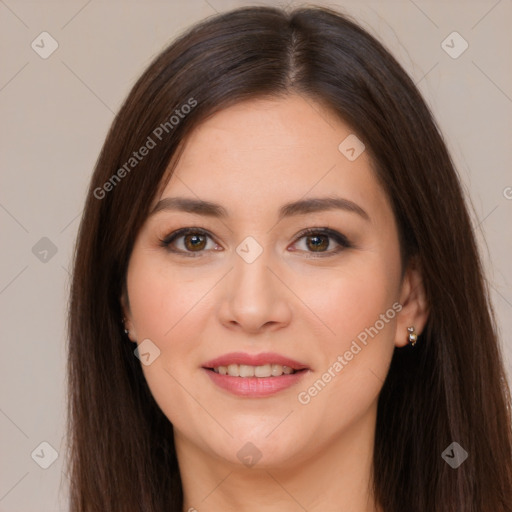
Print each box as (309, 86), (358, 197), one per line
(407, 326), (418, 346)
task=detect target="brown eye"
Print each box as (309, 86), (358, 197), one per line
(183, 233), (207, 251)
(305, 233), (329, 252)
(291, 228), (351, 257)
(160, 228), (217, 256)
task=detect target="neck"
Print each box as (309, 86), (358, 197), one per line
(176, 403), (382, 512)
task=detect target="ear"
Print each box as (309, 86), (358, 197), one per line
(394, 257), (430, 348)
(120, 291), (138, 343)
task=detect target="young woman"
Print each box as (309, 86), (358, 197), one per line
(66, 5), (512, 511)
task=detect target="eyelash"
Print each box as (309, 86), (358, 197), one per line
(159, 227), (352, 258)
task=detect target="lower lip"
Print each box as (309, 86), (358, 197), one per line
(203, 368), (308, 397)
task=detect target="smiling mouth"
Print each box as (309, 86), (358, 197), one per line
(206, 364), (306, 378)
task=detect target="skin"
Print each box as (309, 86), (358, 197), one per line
(122, 93), (429, 512)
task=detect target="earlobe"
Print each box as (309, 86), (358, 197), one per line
(394, 258), (430, 348)
(122, 316), (137, 343)
(120, 293), (137, 343)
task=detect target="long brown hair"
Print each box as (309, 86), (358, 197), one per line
(66, 5), (512, 511)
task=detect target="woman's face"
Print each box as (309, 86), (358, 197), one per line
(123, 94), (412, 468)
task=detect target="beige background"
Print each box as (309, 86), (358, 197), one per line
(1, 1), (511, 510)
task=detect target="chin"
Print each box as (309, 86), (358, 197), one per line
(206, 426), (308, 470)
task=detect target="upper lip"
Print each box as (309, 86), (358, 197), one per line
(202, 352), (309, 371)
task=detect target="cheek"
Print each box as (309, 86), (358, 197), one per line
(126, 253), (211, 341)
(125, 255), (213, 428)
(295, 253), (400, 411)
(303, 255), (400, 348)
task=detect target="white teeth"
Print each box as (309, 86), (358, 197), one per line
(271, 364), (282, 376)
(239, 365), (255, 377)
(254, 364), (272, 377)
(213, 363), (298, 377)
(227, 364), (239, 377)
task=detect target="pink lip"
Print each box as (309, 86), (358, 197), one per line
(204, 370), (308, 397)
(202, 352), (309, 370)
(202, 352), (310, 398)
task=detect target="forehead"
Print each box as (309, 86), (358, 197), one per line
(176, 94), (349, 168)
(156, 94), (389, 222)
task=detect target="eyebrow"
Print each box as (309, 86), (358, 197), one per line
(150, 196), (370, 222)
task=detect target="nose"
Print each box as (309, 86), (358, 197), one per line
(217, 245), (292, 334)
